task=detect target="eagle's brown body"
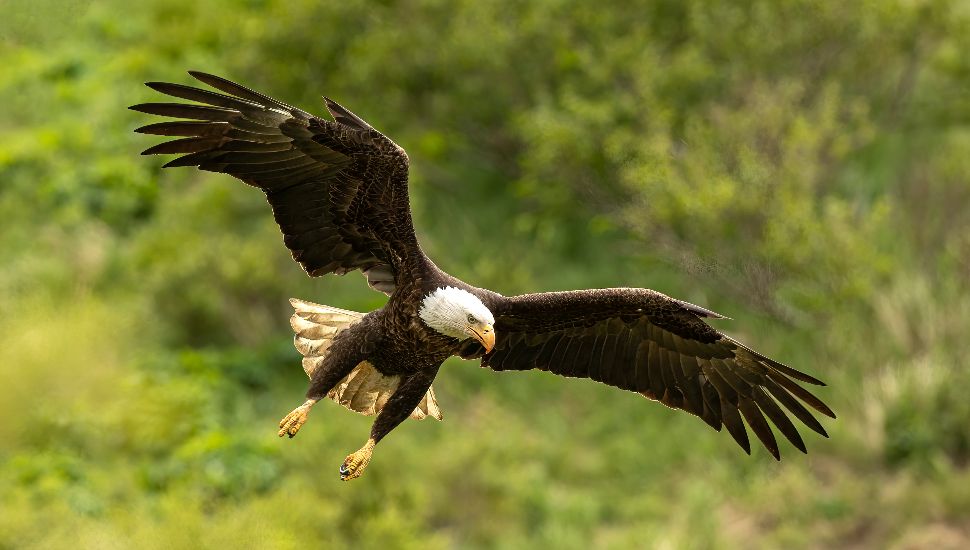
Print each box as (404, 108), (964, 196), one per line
(133, 72), (835, 480)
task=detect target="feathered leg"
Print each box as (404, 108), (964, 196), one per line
(279, 330), (363, 438)
(340, 365), (440, 481)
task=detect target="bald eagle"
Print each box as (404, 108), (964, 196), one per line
(132, 72), (835, 480)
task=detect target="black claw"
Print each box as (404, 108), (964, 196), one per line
(339, 464), (351, 476)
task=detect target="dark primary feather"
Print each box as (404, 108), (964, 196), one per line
(131, 71), (423, 293)
(479, 288), (835, 460)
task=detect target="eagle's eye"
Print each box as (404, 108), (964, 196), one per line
(467, 314), (477, 324)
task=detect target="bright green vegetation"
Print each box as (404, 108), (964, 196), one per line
(2, 1), (970, 548)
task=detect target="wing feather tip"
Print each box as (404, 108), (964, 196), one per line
(188, 70), (227, 88)
(809, 399), (837, 419)
(798, 373), (827, 386)
(161, 157), (194, 168)
(787, 435), (808, 454)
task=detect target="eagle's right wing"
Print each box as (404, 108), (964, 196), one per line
(477, 288), (835, 460)
(132, 71), (424, 296)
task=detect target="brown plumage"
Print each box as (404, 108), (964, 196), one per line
(133, 72), (835, 480)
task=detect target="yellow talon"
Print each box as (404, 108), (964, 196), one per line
(339, 439), (376, 481)
(277, 400), (315, 438)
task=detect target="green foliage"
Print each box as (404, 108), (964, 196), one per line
(2, 0), (970, 547)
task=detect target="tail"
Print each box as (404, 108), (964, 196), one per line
(289, 298), (443, 420)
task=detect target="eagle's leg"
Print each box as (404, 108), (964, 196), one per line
(339, 438), (376, 481)
(279, 338), (362, 438)
(278, 398), (318, 438)
(339, 365), (440, 481)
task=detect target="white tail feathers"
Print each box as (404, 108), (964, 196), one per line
(289, 298), (443, 421)
(289, 298), (364, 376)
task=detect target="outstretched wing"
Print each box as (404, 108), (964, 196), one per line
(131, 71), (422, 295)
(479, 288), (835, 460)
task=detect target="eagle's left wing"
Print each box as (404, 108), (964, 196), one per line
(477, 288), (835, 459)
(132, 72), (424, 297)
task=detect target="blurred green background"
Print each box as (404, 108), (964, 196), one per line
(2, 0), (970, 548)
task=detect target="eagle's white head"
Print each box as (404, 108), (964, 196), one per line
(419, 286), (496, 351)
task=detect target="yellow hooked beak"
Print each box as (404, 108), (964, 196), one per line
(469, 323), (495, 353)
